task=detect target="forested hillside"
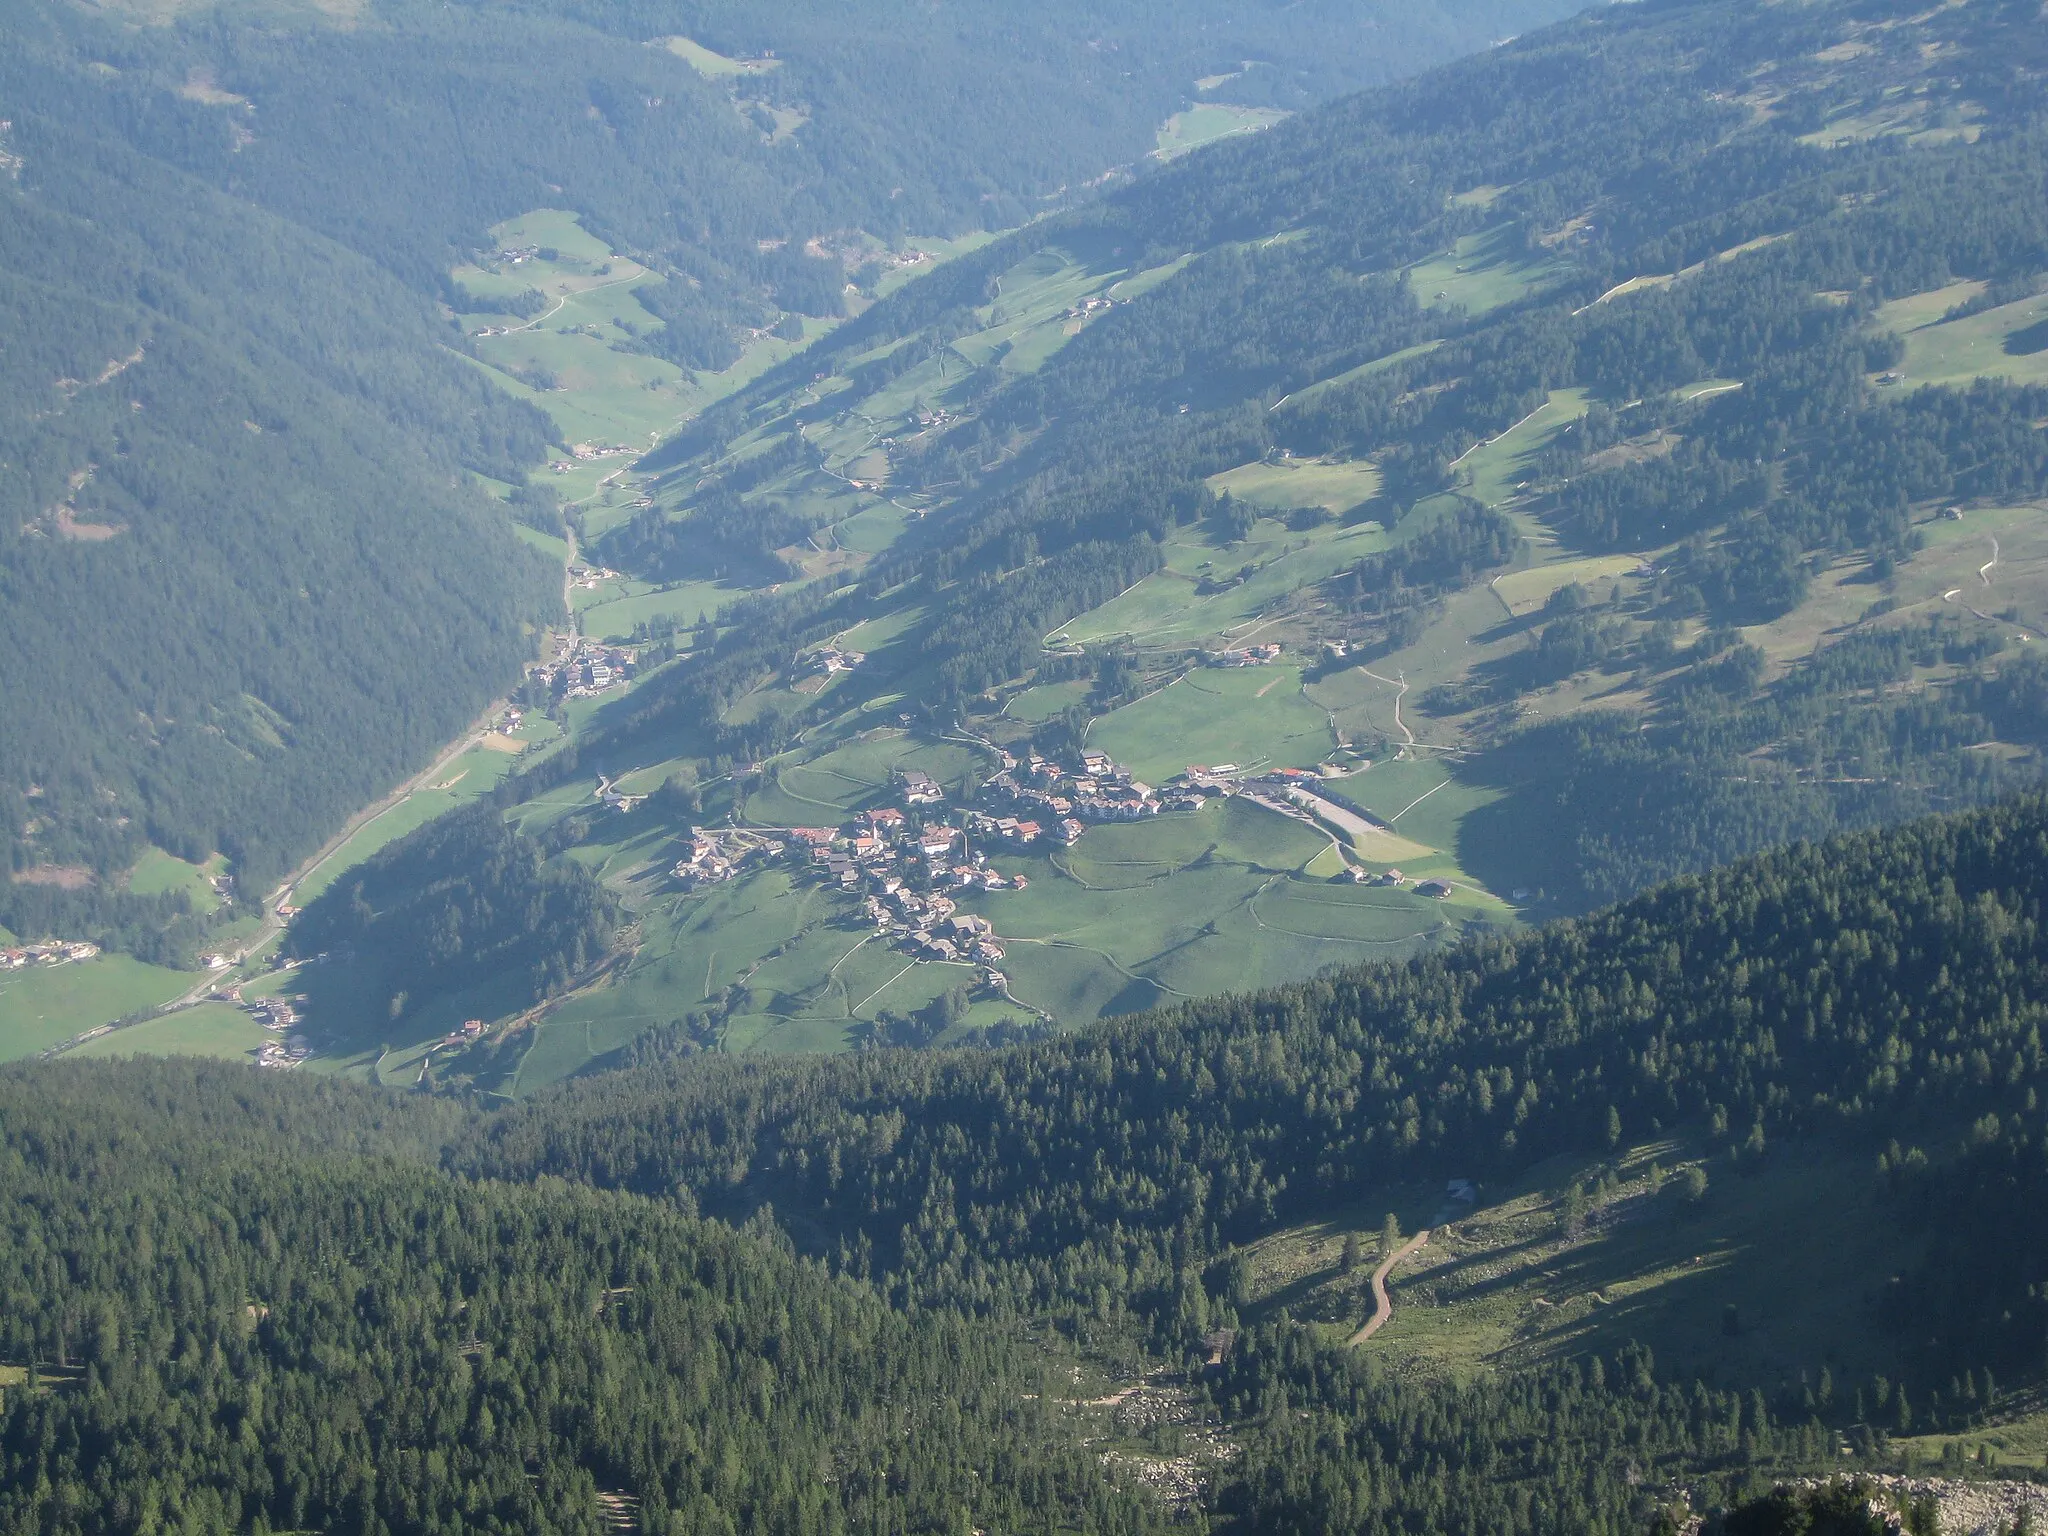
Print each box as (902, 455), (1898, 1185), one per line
(0, 29), (559, 955)
(32, 0), (1576, 368)
(0, 1064), (1171, 1536)
(459, 792), (2048, 1397)
(9, 799), (2048, 1533)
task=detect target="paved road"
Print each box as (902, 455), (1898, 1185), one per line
(1350, 1228), (1431, 1344)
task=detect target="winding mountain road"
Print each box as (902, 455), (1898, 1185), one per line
(1350, 1229), (1431, 1344)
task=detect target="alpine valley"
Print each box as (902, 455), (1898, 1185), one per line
(6, 2), (2048, 1533)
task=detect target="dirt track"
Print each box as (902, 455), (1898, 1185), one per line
(1350, 1228), (1430, 1343)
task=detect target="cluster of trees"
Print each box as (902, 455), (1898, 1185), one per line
(1212, 1335), (1868, 1536)
(0, 1062), (1173, 1536)
(289, 804), (622, 1026)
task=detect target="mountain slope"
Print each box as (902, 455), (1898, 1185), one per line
(456, 0), (2048, 1071)
(461, 791), (2048, 1404)
(0, 0), (1587, 973)
(0, 41), (559, 955)
(10, 795), (2048, 1532)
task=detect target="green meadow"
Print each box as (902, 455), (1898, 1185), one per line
(655, 35), (782, 77)
(1233, 1134), (1915, 1392)
(0, 955), (194, 1061)
(1882, 288), (2048, 391)
(71, 1002), (267, 1062)
(1086, 667), (1334, 783)
(1155, 104), (1290, 158)
(1455, 387), (1592, 512)
(1207, 456), (1382, 515)
(577, 579), (747, 641)
(293, 742), (525, 903)
(1059, 517), (1390, 647)
(124, 848), (223, 911)
(1408, 224), (1565, 316)
(1287, 339), (1445, 407)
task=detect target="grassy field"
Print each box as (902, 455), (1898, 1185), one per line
(293, 741), (524, 903)
(1880, 286), (2048, 391)
(1234, 1133), (1931, 1399)
(1207, 456), (1382, 515)
(745, 732), (986, 826)
(1059, 518), (1389, 647)
(124, 848), (223, 910)
(1456, 387), (1593, 511)
(578, 578), (746, 641)
(1310, 585), (1514, 748)
(1492, 553), (1645, 616)
(1314, 756), (1522, 899)
(975, 798), (1467, 1017)
(1005, 679), (1092, 724)
(949, 244), (1127, 376)
(458, 208), (823, 454)
(0, 956), (194, 1061)
(1288, 340), (1446, 407)
(1155, 104), (1290, 158)
(1735, 501), (2048, 675)
(655, 35), (782, 77)
(1408, 225), (1565, 317)
(71, 1002), (267, 1062)
(1086, 667), (1334, 783)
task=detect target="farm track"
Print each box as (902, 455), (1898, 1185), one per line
(1350, 1229), (1431, 1344)
(1358, 667), (1416, 746)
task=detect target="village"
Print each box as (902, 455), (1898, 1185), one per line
(668, 745), (1234, 993)
(654, 734), (1466, 1032)
(530, 632), (639, 700)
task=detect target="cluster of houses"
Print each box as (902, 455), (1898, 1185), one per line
(672, 826), (788, 888)
(1334, 862), (1452, 897)
(441, 1018), (488, 1048)
(976, 748), (1210, 846)
(568, 563), (622, 590)
(0, 940), (98, 971)
(870, 884), (1010, 978)
(532, 634), (638, 700)
(257, 1036), (311, 1070)
(795, 644), (867, 682)
(671, 768), (1024, 983)
(1062, 294), (1120, 322)
(210, 981), (309, 1063)
(1207, 643), (1284, 667)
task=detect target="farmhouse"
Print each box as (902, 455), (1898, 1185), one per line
(897, 768), (945, 805)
